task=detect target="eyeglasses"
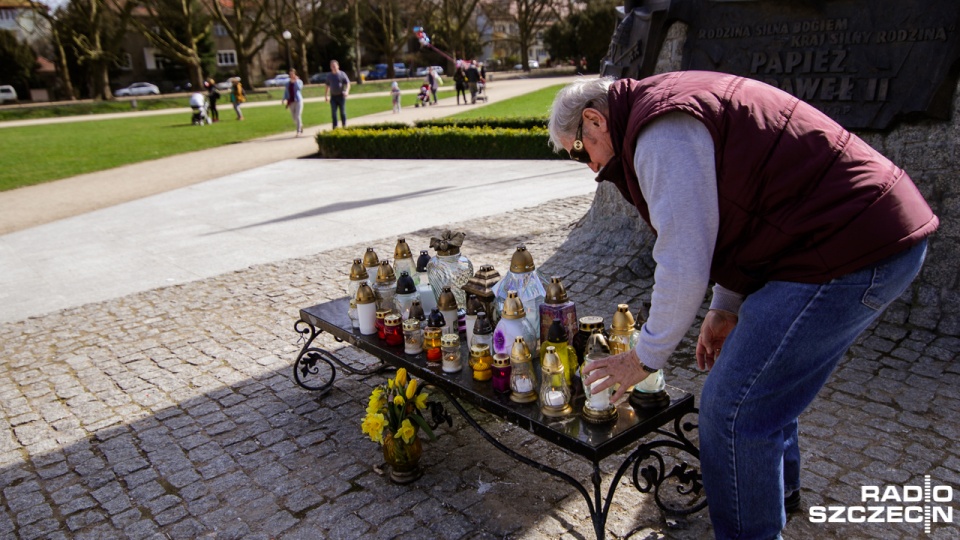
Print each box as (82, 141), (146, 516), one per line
(568, 105), (593, 164)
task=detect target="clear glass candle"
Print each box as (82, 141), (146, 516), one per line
(424, 327), (442, 362)
(403, 319), (423, 355)
(441, 333), (462, 373)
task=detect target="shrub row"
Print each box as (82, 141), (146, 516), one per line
(316, 125), (559, 160)
(412, 116), (547, 130)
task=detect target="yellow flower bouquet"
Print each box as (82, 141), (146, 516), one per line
(361, 368), (437, 446)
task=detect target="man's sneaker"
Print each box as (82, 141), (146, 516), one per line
(784, 490), (802, 513)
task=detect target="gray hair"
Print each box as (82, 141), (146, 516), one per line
(548, 76), (615, 153)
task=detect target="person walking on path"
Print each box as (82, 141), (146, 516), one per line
(465, 61), (480, 104)
(426, 67), (442, 105)
(206, 78), (220, 122)
(229, 77), (245, 120)
(453, 63), (467, 105)
(549, 72), (939, 540)
(390, 82), (401, 113)
(325, 60), (351, 128)
(282, 69), (305, 135)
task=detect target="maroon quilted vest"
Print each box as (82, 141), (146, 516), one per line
(598, 71), (939, 294)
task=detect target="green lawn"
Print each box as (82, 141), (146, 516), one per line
(0, 95), (394, 191)
(447, 84), (563, 119)
(0, 83), (558, 192)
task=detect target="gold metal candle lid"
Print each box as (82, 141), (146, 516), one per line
(462, 264), (501, 298)
(501, 290), (526, 319)
(402, 319), (421, 331)
(394, 238), (413, 260)
(376, 309), (391, 319)
(492, 353), (511, 368)
(510, 336), (531, 363)
(355, 283), (376, 304)
(611, 304), (636, 333)
(544, 276), (569, 304)
(430, 230), (464, 256)
(438, 286), (458, 310)
(441, 333), (459, 347)
(349, 258), (368, 281)
(375, 260), (396, 283)
(578, 315), (605, 332)
(585, 332), (611, 356)
(470, 343), (491, 357)
(509, 245), (536, 273)
(362, 247), (380, 268)
(542, 346), (562, 373)
(385, 314), (401, 326)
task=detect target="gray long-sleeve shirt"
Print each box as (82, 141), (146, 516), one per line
(631, 113), (744, 370)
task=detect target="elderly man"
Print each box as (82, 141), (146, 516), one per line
(549, 71), (938, 539)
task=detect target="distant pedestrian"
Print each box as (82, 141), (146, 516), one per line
(282, 69), (305, 135)
(325, 60), (351, 128)
(205, 78), (220, 122)
(390, 81), (401, 113)
(230, 77), (245, 120)
(425, 67), (442, 104)
(578, 57), (588, 75)
(465, 61), (480, 104)
(453, 63), (467, 105)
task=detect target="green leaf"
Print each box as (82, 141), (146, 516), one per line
(410, 414), (437, 441)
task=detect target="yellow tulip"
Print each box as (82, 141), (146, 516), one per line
(395, 368), (407, 388)
(405, 379), (417, 399)
(394, 395), (405, 406)
(397, 418), (416, 444)
(388, 379), (395, 390)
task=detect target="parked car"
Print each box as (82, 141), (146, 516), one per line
(215, 81), (233, 91)
(415, 66), (445, 77)
(115, 82), (161, 96)
(0, 85), (17, 104)
(366, 63), (409, 80)
(513, 60), (540, 70)
(264, 73), (291, 87)
(309, 71), (325, 84)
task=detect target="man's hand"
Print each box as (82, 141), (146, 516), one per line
(582, 349), (651, 403)
(696, 309), (738, 371)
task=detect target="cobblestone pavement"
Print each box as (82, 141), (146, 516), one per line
(1, 188), (958, 539)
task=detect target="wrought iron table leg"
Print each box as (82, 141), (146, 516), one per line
(432, 388), (704, 539)
(293, 320), (392, 394)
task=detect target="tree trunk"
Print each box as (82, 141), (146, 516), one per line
(188, 62), (204, 90)
(54, 38), (77, 101)
(92, 60), (112, 100)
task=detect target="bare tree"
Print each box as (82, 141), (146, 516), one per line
(131, 0), (212, 89)
(207, 0), (271, 86)
(60, 0), (135, 99)
(421, 0), (483, 64)
(26, 0), (78, 100)
(362, 0), (421, 78)
(485, 0), (555, 71)
(267, 0), (321, 77)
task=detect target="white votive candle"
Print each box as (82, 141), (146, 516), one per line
(589, 379), (610, 409)
(545, 390), (565, 407)
(514, 376), (534, 393)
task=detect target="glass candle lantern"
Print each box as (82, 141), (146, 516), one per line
(493, 290), (538, 356)
(362, 247), (380, 287)
(465, 293), (482, 345)
(403, 319), (423, 355)
(539, 276), (578, 346)
(470, 344), (493, 381)
(393, 271), (421, 320)
(509, 336), (538, 403)
(441, 333), (462, 373)
(492, 245), (548, 340)
(540, 319), (578, 387)
(347, 258), (368, 329)
(608, 304), (641, 355)
(384, 314), (403, 346)
(408, 300), (426, 328)
(393, 238), (418, 285)
(375, 309), (390, 340)
(415, 250), (438, 312)
(374, 260), (398, 313)
(437, 286), (459, 336)
(356, 282), (378, 335)
(581, 333), (618, 424)
(471, 311), (494, 350)
(491, 353), (512, 394)
(540, 346), (573, 417)
(462, 264), (501, 325)
(423, 327), (442, 362)
(427, 230), (474, 309)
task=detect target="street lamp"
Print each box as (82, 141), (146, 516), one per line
(282, 30), (292, 70)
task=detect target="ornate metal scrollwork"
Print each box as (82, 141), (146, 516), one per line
(292, 319), (393, 394)
(628, 410), (706, 515)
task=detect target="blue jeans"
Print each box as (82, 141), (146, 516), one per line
(330, 95), (346, 127)
(699, 240), (927, 540)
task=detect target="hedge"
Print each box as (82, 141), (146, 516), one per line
(412, 116), (547, 130)
(316, 125), (560, 160)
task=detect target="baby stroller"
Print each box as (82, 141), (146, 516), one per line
(189, 93), (211, 125)
(413, 84), (432, 107)
(476, 78), (488, 103)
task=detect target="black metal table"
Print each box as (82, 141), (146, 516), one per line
(294, 298), (705, 539)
